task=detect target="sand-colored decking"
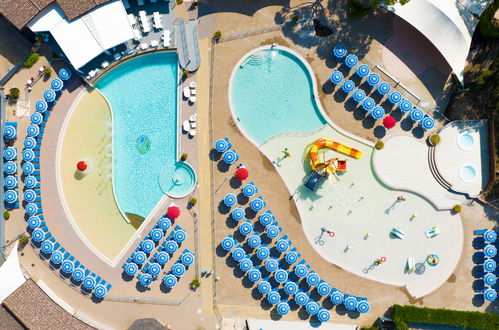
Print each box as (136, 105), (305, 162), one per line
(59, 88), (136, 261)
(435, 120), (489, 197)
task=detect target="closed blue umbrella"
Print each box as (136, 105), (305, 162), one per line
(351, 89), (366, 103)
(306, 272), (320, 286)
(139, 274), (153, 287)
(134, 251), (147, 264)
(256, 246), (270, 260)
(72, 268), (85, 281)
(58, 68), (71, 80)
(221, 237), (235, 251)
(259, 212), (273, 226)
(148, 263), (161, 276)
(4, 190), (17, 203)
(275, 239), (289, 253)
(306, 301), (320, 315)
(31, 112), (44, 125)
(22, 162), (34, 175)
(156, 252), (169, 265)
(265, 258), (278, 272)
(125, 263), (138, 276)
(274, 269), (288, 283)
(93, 284), (107, 299)
(258, 280), (271, 294)
(215, 138), (229, 153)
(51, 250), (64, 264)
(4, 176), (17, 189)
(329, 71), (343, 84)
(28, 215), (41, 229)
(421, 116), (435, 130)
(3, 126), (16, 139)
(232, 247), (245, 262)
(3, 147), (16, 160)
(150, 229), (163, 242)
(266, 225), (279, 239)
(240, 258), (253, 272)
(388, 90), (402, 103)
(248, 268), (262, 282)
(355, 64), (370, 78)
(277, 302), (290, 316)
(242, 184), (257, 197)
(398, 99), (413, 113)
(345, 54), (358, 68)
(248, 235), (261, 248)
(367, 73), (380, 86)
(27, 124), (39, 137)
(222, 150), (238, 164)
(333, 45), (347, 59)
(485, 245), (497, 258)
(231, 207), (245, 221)
(484, 288), (497, 302)
(61, 260), (75, 273)
(163, 274), (177, 287)
(250, 198), (264, 212)
(22, 149), (35, 162)
(344, 296), (358, 310)
(172, 263), (186, 277)
(51, 78), (63, 91)
(24, 189), (37, 203)
(484, 230), (497, 243)
(43, 89), (56, 102)
(141, 239), (155, 253)
(35, 100), (48, 112)
(24, 137), (36, 149)
(25, 203), (38, 215)
(164, 241), (179, 254)
(295, 292), (309, 305)
(410, 108), (424, 121)
(317, 282), (331, 296)
(223, 193), (237, 207)
(284, 281), (298, 295)
(484, 273), (497, 286)
(4, 161), (17, 174)
(317, 308), (331, 322)
(341, 80), (355, 93)
(371, 106), (385, 120)
(158, 217), (172, 231)
(377, 82), (391, 96)
(239, 222), (253, 236)
(267, 291), (281, 305)
(362, 97), (375, 111)
(181, 252), (195, 266)
(40, 240), (53, 254)
(330, 290), (344, 304)
(295, 264), (309, 278)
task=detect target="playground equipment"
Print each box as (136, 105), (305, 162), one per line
(426, 254), (440, 267)
(390, 227), (406, 239)
(321, 227), (335, 237)
(373, 256), (386, 266)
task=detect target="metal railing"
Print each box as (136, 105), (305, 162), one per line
(218, 24), (284, 43)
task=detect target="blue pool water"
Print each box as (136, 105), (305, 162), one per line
(96, 52), (194, 220)
(231, 49), (327, 144)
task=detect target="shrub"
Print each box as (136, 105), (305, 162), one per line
(4, 210), (10, 220)
(9, 88), (20, 100)
(23, 52), (40, 68)
(375, 141), (384, 150)
(181, 153), (188, 161)
(429, 134), (441, 145)
(182, 69), (189, 77)
(18, 234), (29, 245)
(213, 30), (222, 40)
(191, 278), (200, 288)
(452, 204), (462, 214)
(348, 0), (372, 19)
(292, 15), (299, 22)
(44, 67), (52, 78)
(176, 0), (183, 4)
(189, 198), (198, 206)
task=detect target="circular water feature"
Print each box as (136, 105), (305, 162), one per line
(459, 164), (477, 183)
(159, 162), (197, 198)
(457, 131), (475, 151)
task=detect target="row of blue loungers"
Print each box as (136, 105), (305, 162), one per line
(330, 44), (435, 131)
(472, 229), (498, 302)
(214, 138), (370, 322)
(22, 73), (111, 299)
(121, 216), (195, 289)
(3, 122), (19, 209)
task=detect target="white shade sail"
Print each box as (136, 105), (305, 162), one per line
(0, 242), (26, 303)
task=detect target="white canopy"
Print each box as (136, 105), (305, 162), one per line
(389, 0), (486, 82)
(0, 242), (26, 303)
(27, 0), (134, 69)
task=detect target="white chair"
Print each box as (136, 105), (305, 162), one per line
(189, 114), (196, 122)
(101, 61), (109, 68)
(189, 81), (196, 89)
(188, 129), (197, 138)
(163, 30), (171, 47)
(191, 89), (196, 96)
(140, 43), (148, 50)
(133, 29), (142, 41)
(182, 120), (190, 133)
(183, 87), (190, 99)
(189, 96), (197, 104)
(191, 122), (196, 129)
(123, 0), (131, 9)
(151, 40), (159, 48)
(128, 14), (137, 26)
(114, 53), (122, 61)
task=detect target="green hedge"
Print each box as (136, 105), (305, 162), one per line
(392, 304), (499, 330)
(23, 52), (40, 68)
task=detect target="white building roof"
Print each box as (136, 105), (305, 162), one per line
(27, 0), (133, 69)
(389, 0), (486, 82)
(0, 242), (26, 303)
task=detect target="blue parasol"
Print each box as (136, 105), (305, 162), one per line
(484, 230), (497, 243)
(484, 273), (497, 286)
(58, 68), (71, 81)
(388, 90), (402, 103)
(43, 89), (56, 102)
(266, 225), (279, 239)
(139, 274), (153, 287)
(231, 207), (245, 221)
(28, 215), (41, 229)
(4, 176), (17, 189)
(355, 64), (370, 78)
(306, 272), (320, 286)
(72, 268), (85, 281)
(377, 82), (391, 96)
(284, 281), (298, 295)
(215, 138), (229, 153)
(174, 230), (187, 243)
(485, 245), (497, 258)
(285, 251), (298, 264)
(4, 190), (17, 203)
(4, 161), (17, 174)
(295, 264), (308, 278)
(258, 280), (271, 294)
(35, 100), (48, 112)
(24, 189), (37, 203)
(133, 251), (147, 264)
(3, 125), (16, 139)
(22, 149), (35, 162)
(275, 239), (289, 253)
(3, 147), (16, 160)
(41, 240), (54, 254)
(25, 203), (38, 215)
(306, 301), (320, 315)
(221, 237), (235, 251)
(26, 124), (40, 137)
(484, 288), (497, 302)
(156, 252), (169, 265)
(150, 228), (164, 242)
(125, 263), (138, 276)
(344, 296), (358, 310)
(421, 116), (435, 130)
(222, 150), (238, 164)
(398, 99), (413, 113)
(242, 184), (257, 197)
(24, 137), (36, 149)
(259, 211), (273, 226)
(172, 263), (186, 277)
(163, 274), (177, 287)
(274, 269), (288, 283)
(247, 235), (261, 248)
(93, 285), (107, 299)
(141, 239), (155, 253)
(22, 162), (34, 175)
(277, 302), (290, 316)
(341, 80), (355, 93)
(148, 263), (161, 276)
(240, 258), (253, 272)
(333, 45), (347, 59)
(371, 106), (385, 120)
(367, 73), (380, 86)
(31, 112), (44, 125)
(265, 258), (278, 272)
(295, 292), (309, 305)
(329, 71), (344, 85)
(61, 260), (75, 273)
(267, 291), (281, 305)
(345, 54), (358, 68)
(232, 247), (245, 262)
(317, 282), (331, 296)
(158, 217), (172, 231)
(248, 268), (261, 282)
(250, 197), (264, 212)
(317, 308), (331, 322)
(50, 250), (63, 264)
(223, 193), (237, 207)
(410, 108), (424, 121)
(51, 78), (63, 91)
(181, 252), (195, 266)
(330, 290), (344, 304)
(362, 97), (375, 111)
(256, 246), (270, 260)
(164, 241), (179, 254)
(351, 89), (366, 103)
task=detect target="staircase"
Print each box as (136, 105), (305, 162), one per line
(428, 146), (452, 190)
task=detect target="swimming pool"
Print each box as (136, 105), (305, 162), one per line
(230, 47), (327, 144)
(95, 52), (194, 221)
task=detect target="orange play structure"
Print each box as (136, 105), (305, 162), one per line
(307, 138), (362, 174)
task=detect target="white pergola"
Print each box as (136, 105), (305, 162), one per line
(27, 0), (134, 69)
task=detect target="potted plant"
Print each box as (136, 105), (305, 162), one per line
(429, 134), (441, 146)
(44, 67), (52, 78)
(452, 204), (462, 214)
(189, 198), (197, 207)
(181, 153), (188, 161)
(375, 141), (384, 150)
(191, 278), (200, 290)
(8, 88), (19, 100)
(4, 210), (10, 220)
(213, 30), (222, 41)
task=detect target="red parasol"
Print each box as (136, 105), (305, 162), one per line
(167, 206), (180, 219)
(383, 116), (396, 129)
(235, 167), (249, 180)
(77, 161), (88, 171)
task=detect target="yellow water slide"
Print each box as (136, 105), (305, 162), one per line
(308, 138), (362, 171)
